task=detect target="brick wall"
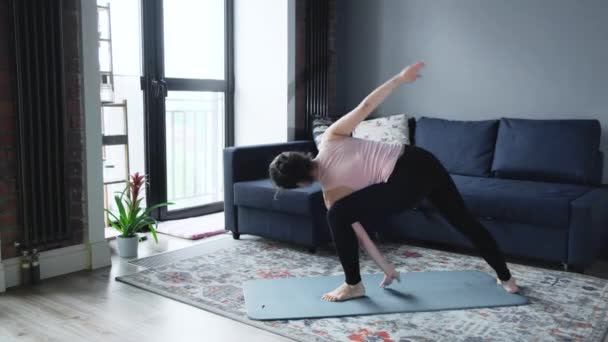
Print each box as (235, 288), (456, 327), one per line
(63, 0), (86, 248)
(0, 0), (86, 259)
(0, 0), (19, 259)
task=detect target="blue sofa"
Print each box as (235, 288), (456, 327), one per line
(224, 118), (608, 269)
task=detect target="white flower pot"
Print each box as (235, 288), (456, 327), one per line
(117, 236), (139, 258)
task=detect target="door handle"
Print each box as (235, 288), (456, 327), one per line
(145, 78), (168, 98)
(151, 79), (160, 98)
(160, 79), (168, 97)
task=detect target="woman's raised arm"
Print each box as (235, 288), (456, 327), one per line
(325, 62), (425, 139)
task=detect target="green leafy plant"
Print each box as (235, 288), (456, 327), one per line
(105, 172), (172, 242)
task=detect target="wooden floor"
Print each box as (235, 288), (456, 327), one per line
(1, 233), (607, 342)
(0, 233), (288, 342)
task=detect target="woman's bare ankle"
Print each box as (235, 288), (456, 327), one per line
(321, 281), (366, 302)
(497, 277), (519, 293)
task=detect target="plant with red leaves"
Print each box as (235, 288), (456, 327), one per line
(105, 172), (172, 242)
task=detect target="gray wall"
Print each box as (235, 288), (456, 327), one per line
(336, 0), (608, 182)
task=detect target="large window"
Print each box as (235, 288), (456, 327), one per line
(142, 0), (234, 220)
(97, 0), (146, 232)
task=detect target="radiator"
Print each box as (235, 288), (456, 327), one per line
(305, 0), (330, 120)
(10, 0), (71, 247)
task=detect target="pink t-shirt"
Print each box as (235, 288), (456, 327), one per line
(314, 137), (404, 192)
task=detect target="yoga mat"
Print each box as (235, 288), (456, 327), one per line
(243, 270), (528, 320)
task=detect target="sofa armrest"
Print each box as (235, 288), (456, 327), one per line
(567, 188), (608, 266)
(593, 151), (604, 185)
(223, 141), (317, 232)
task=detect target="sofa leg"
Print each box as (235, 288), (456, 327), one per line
(232, 232), (240, 240)
(571, 266), (585, 274)
(562, 263), (585, 274)
(307, 247), (317, 254)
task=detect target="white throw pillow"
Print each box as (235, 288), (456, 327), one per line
(353, 114), (410, 145)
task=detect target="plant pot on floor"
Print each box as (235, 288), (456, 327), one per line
(116, 236), (139, 258)
(106, 173), (172, 257)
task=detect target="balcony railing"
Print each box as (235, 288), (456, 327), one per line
(165, 92), (225, 210)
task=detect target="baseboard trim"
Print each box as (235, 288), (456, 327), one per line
(4, 254), (21, 289)
(2, 241), (111, 290)
(88, 239), (112, 270)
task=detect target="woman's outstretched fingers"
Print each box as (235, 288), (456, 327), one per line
(380, 269), (398, 288)
(399, 62), (425, 83)
(380, 275), (392, 288)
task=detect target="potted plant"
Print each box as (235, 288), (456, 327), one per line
(105, 172), (172, 258)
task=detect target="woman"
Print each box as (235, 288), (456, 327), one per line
(269, 62), (519, 302)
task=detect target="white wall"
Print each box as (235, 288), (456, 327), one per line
(81, 0), (112, 269)
(234, 0), (291, 146)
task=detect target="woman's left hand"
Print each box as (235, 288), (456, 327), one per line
(380, 265), (401, 288)
(397, 62), (425, 83)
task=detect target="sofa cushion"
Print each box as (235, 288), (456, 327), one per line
(311, 117), (337, 149)
(415, 117), (499, 177)
(353, 114), (410, 145)
(492, 118), (602, 184)
(234, 179), (324, 216)
(418, 175), (591, 228)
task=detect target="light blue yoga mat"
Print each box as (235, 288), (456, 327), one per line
(243, 271), (528, 320)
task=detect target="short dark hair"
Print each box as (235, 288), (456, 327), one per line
(269, 151), (314, 189)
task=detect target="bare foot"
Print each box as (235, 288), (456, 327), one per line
(497, 277), (519, 293)
(321, 282), (366, 302)
(380, 267), (401, 288)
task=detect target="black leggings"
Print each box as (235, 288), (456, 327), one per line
(326, 145), (512, 285)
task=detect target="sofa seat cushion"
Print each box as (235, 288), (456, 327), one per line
(234, 179), (324, 215)
(419, 175), (591, 228)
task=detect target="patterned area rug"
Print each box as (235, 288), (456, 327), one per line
(116, 239), (608, 342)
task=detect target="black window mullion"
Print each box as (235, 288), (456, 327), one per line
(142, 0), (164, 219)
(224, 0), (235, 147)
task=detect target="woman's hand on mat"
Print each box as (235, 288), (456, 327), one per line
(380, 265), (401, 288)
(397, 62), (425, 83)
